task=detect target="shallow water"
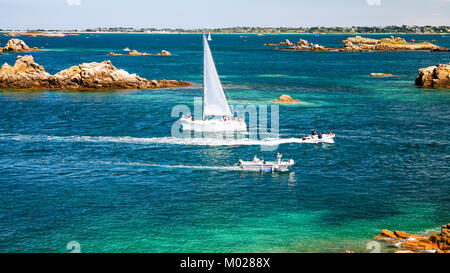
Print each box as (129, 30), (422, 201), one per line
(0, 34), (449, 252)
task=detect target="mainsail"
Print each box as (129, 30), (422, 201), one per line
(203, 35), (232, 117)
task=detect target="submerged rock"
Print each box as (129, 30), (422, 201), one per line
(273, 95), (301, 103)
(0, 55), (191, 90)
(2, 39), (39, 52)
(415, 63), (450, 88)
(374, 223), (450, 253)
(370, 73), (394, 77)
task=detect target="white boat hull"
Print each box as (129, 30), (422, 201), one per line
(180, 117), (247, 132)
(238, 159), (295, 172)
(302, 133), (335, 143)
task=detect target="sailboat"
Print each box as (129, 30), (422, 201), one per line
(208, 33), (212, 41)
(180, 35), (247, 132)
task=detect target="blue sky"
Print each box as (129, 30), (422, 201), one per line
(1, 0), (449, 30)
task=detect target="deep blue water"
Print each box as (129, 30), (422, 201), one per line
(0, 34), (449, 252)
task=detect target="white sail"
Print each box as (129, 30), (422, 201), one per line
(208, 33), (212, 41)
(203, 35), (232, 117)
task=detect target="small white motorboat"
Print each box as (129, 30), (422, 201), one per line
(123, 47), (131, 52)
(300, 132), (335, 143)
(238, 153), (295, 172)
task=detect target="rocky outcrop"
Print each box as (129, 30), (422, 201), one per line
(108, 52), (123, 56)
(273, 95), (301, 103)
(374, 223), (450, 253)
(0, 55), (53, 88)
(156, 50), (171, 56)
(370, 73), (393, 77)
(2, 39), (39, 52)
(415, 63), (450, 88)
(0, 55), (191, 90)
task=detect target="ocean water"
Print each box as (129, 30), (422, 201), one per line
(0, 34), (449, 253)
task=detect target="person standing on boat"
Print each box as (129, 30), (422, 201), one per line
(312, 129), (318, 137)
(276, 153), (282, 164)
(253, 155), (259, 162)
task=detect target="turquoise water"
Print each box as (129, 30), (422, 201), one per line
(0, 34), (449, 252)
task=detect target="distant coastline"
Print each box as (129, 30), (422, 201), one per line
(1, 26), (449, 35)
(1, 31), (448, 35)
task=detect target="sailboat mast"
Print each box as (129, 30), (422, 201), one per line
(202, 34), (206, 120)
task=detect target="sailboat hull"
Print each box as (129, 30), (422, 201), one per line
(180, 117), (247, 132)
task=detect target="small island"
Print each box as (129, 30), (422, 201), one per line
(0, 55), (190, 90)
(267, 36), (449, 52)
(3, 31), (77, 37)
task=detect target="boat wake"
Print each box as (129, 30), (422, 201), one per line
(91, 160), (241, 171)
(0, 133), (335, 146)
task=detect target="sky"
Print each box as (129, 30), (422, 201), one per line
(0, 0), (449, 30)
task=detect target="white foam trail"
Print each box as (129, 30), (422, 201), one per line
(0, 133), (334, 146)
(91, 160), (241, 171)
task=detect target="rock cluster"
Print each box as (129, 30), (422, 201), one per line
(273, 95), (301, 103)
(374, 223), (450, 253)
(0, 55), (190, 90)
(415, 63), (450, 88)
(1, 39), (39, 53)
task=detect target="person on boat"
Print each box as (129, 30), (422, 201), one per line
(253, 155), (259, 162)
(276, 153), (282, 164)
(302, 136), (306, 141)
(312, 129), (318, 136)
(319, 133), (323, 139)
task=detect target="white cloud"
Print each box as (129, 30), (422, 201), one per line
(66, 0), (81, 6)
(367, 0), (381, 6)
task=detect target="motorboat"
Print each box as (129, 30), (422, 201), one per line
(238, 153), (294, 172)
